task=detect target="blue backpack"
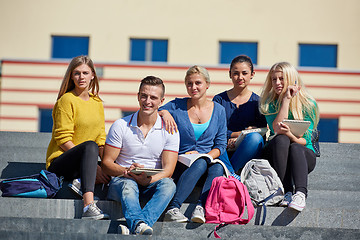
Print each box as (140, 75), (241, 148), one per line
(0, 170), (62, 198)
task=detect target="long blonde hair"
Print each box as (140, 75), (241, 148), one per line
(57, 56), (100, 100)
(259, 62), (319, 128)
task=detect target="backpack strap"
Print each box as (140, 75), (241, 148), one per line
(256, 187), (283, 225)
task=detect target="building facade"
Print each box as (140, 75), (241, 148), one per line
(0, 0), (359, 143)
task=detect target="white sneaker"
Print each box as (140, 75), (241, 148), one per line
(280, 192), (293, 207)
(288, 191), (306, 212)
(118, 224), (130, 235)
(134, 222), (153, 235)
(191, 205), (205, 223)
(164, 208), (188, 222)
(82, 202), (109, 220)
(68, 178), (82, 197)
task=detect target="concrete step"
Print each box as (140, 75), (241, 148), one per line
(0, 217), (120, 234)
(0, 189), (359, 229)
(1, 159), (359, 194)
(308, 156), (360, 192)
(1, 131), (359, 161)
(308, 171), (360, 191)
(0, 146), (47, 163)
(1, 131), (359, 171)
(1, 140), (359, 167)
(0, 131), (51, 148)
(0, 219), (360, 240)
(2, 144), (358, 164)
(2, 144), (359, 166)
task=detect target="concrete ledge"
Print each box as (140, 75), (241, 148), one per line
(1, 190), (360, 230)
(0, 131), (51, 148)
(1, 221), (360, 240)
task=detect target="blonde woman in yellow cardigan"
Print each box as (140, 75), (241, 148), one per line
(46, 56), (109, 220)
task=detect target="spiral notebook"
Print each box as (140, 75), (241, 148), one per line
(282, 119), (311, 137)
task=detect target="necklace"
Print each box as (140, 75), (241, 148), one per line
(193, 109), (202, 124)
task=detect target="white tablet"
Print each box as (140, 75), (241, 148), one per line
(130, 167), (163, 176)
(282, 119), (311, 137)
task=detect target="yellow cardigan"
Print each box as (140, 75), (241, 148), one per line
(46, 92), (106, 169)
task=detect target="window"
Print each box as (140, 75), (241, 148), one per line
(52, 36), (89, 59)
(219, 42), (258, 65)
(299, 44), (337, 68)
(39, 109), (53, 133)
(317, 118), (338, 142)
(130, 39), (168, 62)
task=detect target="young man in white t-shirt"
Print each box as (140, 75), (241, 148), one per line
(102, 76), (180, 235)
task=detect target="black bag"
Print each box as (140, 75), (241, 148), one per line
(0, 170), (62, 198)
(311, 128), (320, 157)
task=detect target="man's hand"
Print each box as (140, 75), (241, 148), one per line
(128, 172), (152, 186)
(128, 162), (144, 171)
(123, 162), (151, 186)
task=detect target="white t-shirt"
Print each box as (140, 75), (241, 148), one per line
(106, 111), (180, 169)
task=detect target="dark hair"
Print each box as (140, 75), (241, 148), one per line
(139, 76), (165, 98)
(229, 55), (254, 74)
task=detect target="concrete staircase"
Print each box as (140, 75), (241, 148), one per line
(0, 131), (360, 239)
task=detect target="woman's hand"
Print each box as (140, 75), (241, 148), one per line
(274, 122), (306, 145)
(274, 122), (291, 136)
(95, 165), (111, 184)
(227, 138), (237, 149)
(159, 110), (178, 134)
(285, 85), (301, 99)
(59, 141), (76, 152)
(274, 85), (300, 128)
(185, 151), (199, 154)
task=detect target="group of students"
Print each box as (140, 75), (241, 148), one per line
(45, 55), (319, 235)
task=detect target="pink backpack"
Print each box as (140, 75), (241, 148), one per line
(205, 176), (255, 238)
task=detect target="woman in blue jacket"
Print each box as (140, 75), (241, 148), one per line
(213, 55), (267, 173)
(160, 65), (228, 224)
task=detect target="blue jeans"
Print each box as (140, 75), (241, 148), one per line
(219, 132), (264, 173)
(107, 177), (176, 233)
(169, 157), (224, 209)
